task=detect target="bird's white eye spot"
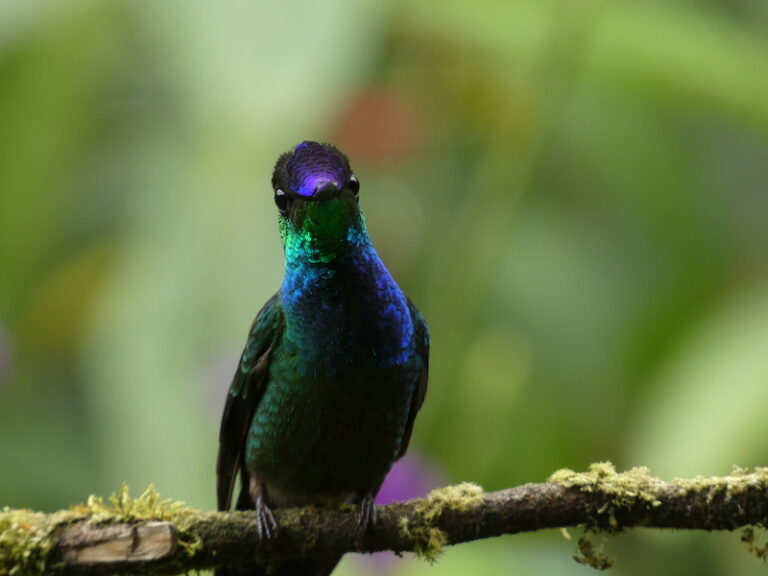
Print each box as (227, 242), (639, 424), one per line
(274, 188), (289, 213)
(348, 175), (360, 195)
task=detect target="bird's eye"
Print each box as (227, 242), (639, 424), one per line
(274, 189), (289, 214)
(348, 175), (360, 195)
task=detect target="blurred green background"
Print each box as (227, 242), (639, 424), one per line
(2, 0), (768, 574)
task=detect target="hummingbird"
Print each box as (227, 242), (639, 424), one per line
(216, 141), (429, 576)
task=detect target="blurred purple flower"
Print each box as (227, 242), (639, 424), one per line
(363, 451), (444, 574)
(376, 451), (443, 505)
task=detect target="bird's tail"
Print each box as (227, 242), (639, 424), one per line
(214, 555), (342, 576)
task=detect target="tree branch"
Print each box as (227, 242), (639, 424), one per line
(3, 463), (768, 575)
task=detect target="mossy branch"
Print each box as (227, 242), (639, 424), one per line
(3, 463), (768, 575)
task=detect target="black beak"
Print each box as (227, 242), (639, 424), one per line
(312, 181), (341, 200)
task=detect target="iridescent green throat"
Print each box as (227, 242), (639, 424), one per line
(279, 197), (369, 266)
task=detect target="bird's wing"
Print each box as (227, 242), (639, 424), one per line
(216, 293), (283, 511)
(397, 299), (430, 460)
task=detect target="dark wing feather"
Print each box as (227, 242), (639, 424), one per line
(397, 298), (429, 460)
(216, 293), (283, 511)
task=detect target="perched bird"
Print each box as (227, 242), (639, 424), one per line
(216, 141), (429, 576)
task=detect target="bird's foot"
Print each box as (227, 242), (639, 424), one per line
(356, 494), (377, 533)
(255, 495), (278, 540)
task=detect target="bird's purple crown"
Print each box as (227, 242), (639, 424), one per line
(278, 141), (352, 198)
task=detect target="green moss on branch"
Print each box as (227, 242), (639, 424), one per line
(3, 466), (768, 575)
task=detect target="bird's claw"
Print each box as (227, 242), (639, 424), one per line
(255, 496), (278, 540)
(356, 494), (377, 533)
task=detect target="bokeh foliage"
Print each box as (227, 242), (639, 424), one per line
(1, 1), (768, 574)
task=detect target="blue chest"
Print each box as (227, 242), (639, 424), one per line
(279, 245), (414, 376)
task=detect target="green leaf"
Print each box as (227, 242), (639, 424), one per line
(630, 287), (768, 477)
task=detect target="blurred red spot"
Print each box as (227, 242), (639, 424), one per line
(332, 88), (421, 166)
